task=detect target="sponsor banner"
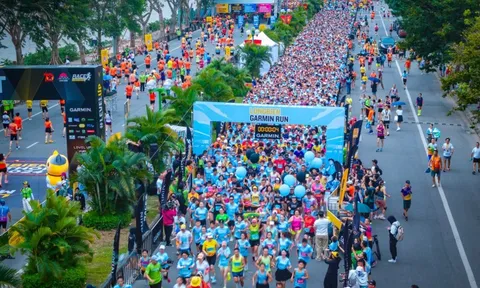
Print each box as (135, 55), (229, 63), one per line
(238, 15), (244, 28)
(231, 4), (243, 12)
(257, 3), (272, 13)
(254, 124), (282, 139)
(349, 120), (363, 149)
(244, 4), (257, 13)
(270, 15), (276, 28)
(101, 49), (109, 67)
(206, 16), (213, 23)
(216, 4), (229, 13)
(253, 15), (260, 28)
(145, 34), (153, 51)
(193, 102), (345, 163)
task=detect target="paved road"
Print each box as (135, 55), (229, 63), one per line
(346, 4), (480, 288)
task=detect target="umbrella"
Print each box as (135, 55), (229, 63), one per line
(392, 101), (406, 106)
(368, 77), (380, 83)
(344, 202), (371, 213)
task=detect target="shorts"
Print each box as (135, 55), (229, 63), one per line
(306, 231), (315, 238)
(384, 120), (390, 128)
(206, 255), (217, 266)
(125, 74), (130, 79)
(63, 123), (67, 127)
(375, 199), (386, 209)
(218, 263), (228, 269)
(232, 271), (244, 278)
(378, 108), (383, 113)
(474, 158), (480, 163)
(199, 219), (207, 226)
(150, 100), (155, 105)
(106, 121), (112, 126)
(117, 75), (122, 79)
(403, 79), (407, 85)
(377, 135), (384, 139)
(134, 87), (140, 92)
(0, 222), (6, 229)
(443, 156), (451, 160)
(27, 108), (32, 112)
(10, 134), (17, 141)
(397, 115), (403, 123)
(249, 239), (260, 247)
(431, 170), (441, 177)
(41, 106), (48, 112)
(228, 220), (235, 227)
(126, 95), (132, 99)
(2, 124), (8, 129)
(148, 282), (161, 288)
(403, 199), (411, 210)
(0, 168), (7, 174)
(146, 64), (151, 69)
(45, 127), (52, 133)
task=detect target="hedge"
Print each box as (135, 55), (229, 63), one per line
(23, 44), (80, 65)
(83, 210), (132, 231)
(22, 266), (87, 288)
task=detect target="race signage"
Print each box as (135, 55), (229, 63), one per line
(254, 124), (282, 139)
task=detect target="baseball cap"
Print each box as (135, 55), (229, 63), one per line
(368, 280), (376, 286)
(405, 180), (410, 184)
(180, 224), (186, 229)
(207, 233), (213, 239)
(191, 276), (202, 287)
(159, 245), (166, 250)
(151, 255), (159, 261)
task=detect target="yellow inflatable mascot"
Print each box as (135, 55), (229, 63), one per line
(46, 150), (69, 189)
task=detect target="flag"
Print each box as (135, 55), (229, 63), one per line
(160, 170), (173, 208)
(342, 219), (352, 279)
(353, 194), (360, 235)
(110, 223), (121, 287)
(346, 144), (358, 171)
(348, 120), (363, 149)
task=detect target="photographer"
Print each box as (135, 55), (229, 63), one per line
(323, 251), (341, 288)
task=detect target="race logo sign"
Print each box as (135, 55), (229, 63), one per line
(254, 124), (282, 139)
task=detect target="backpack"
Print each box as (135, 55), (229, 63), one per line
(394, 222), (404, 241)
(374, 164), (383, 176)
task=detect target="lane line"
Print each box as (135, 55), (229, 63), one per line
(26, 142), (38, 149)
(379, 12), (478, 288)
(0, 103), (60, 133)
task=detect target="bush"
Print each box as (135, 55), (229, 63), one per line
(22, 266), (87, 288)
(23, 44), (79, 65)
(83, 210), (132, 231)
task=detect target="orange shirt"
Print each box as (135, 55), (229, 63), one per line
(44, 121), (52, 128)
(129, 74), (136, 83)
(8, 123), (17, 134)
(149, 92), (156, 101)
(185, 61), (191, 69)
(154, 42), (160, 50)
(158, 63), (165, 71)
(189, 50), (194, 57)
(172, 61), (178, 70)
(405, 60), (411, 68)
(178, 60), (184, 68)
(166, 69), (172, 79)
(134, 81), (140, 88)
(387, 53), (392, 60)
(367, 108), (374, 121)
(120, 62), (126, 71)
(59, 99), (66, 105)
(110, 67), (116, 76)
(14, 116), (22, 128)
(62, 112), (66, 124)
(125, 85), (133, 96)
(145, 56), (151, 65)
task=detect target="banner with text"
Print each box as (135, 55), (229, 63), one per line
(231, 4), (243, 12)
(193, 102), (345, 162)
(253, 15), (260, 28)
(254, 124), (282, 139)
(244, 4), (257, 13)
(257, 3), (272, 13)
(145, 34), (153, 51)
(216, 4), (229, 13)
(238, 15), (244, 28)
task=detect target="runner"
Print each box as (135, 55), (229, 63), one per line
(202, 234), (218, 284)
(291, 260), (309, 287)
(0, 152), (9, 187)
(145, 255), (163, 288)
(252, 262), (272, 288)
(2, 111), (10, 138)
(376, 120), (385, 152)
(26, 100), (33, 120)
(441, 137), (454, 172)
(471, 142), (480, 174)
(230, 248), (245, 287)
(44, 117), (54, 144)
(400, 180), (412, 221)
(429, 149), (442, 187)
(40, 100), (49, 119)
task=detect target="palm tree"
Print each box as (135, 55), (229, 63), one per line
(194, 68), (235, 102)
(72, 136), (152, 215)
(219, 64), (251, 98)
(9, 190), (99, 282)
(166, 86), (199, 127)
(125, 107), (182, 172)
(0, 265), (21, 287)
(239, 44), (272, 78)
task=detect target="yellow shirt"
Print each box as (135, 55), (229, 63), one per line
(361, 75), (368, 82)
(203, 240), (218, 256)
(26, 100), (33, 109)
(360, 67), (366, 74)
(40, 100), (48, 107)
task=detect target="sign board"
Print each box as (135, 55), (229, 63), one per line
(238, 15), (244, 28)
(193, 102), (345, 163)
(231, 4), (243, 12)
(0, 66), (105, 172)
(254, 124), (281, 139)
(101, 49), (109, 67)
(145, 34), (153, 51)
(244, 4), (257, 13)
(206, 16), (213, 24)
(270, 15), (276, 28)
(216, 4), (229, 13)
(257, 3), (272, 13)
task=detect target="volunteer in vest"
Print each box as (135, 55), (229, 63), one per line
(230, 247), (246, 287)
(429, 149), (442, 187)
(40, 100), (49, 119)
(441, 137), (454, 172)
(0, 152), (9, 187)
(0, 199), (12, 233)
(26, 100), (33, 120)
(21, 181), (34, 213)
(44, 117), (54, 144)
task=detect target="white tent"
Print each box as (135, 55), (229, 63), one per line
(239, 32), (280, 76)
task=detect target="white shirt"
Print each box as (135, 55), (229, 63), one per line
(472, 147), (480, 159)
(313, 217), (330, 236)
(381, 109), (390, 121)
(156, 178), (163, 195)
(442, 142), (454, 157)
(396, 109), (403, 116)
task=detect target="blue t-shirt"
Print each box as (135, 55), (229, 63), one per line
(218, 247), (231, 267)
(226, 203), (239, 220)
(275, 256), (291, 270)
(195, 207), (208, 220)
(279, 238), (292, 252)
(297, 244), (313, 263)
(155, 252), (169, 266)
(363, 246), (373, 265)
(262, 238), (277, 255)
(214, 226), (230, 243)
(0, 206), (10, 222)
(192, 226), (202, 243)
(234, 221), (247, 239)
(329, 241), (339, 252)
(177, 257), (194, 277)
(237, 239), (250, 256)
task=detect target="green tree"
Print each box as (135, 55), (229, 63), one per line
(9, 190), (98, 282)
(72, 136), (152, 215)
(207, 59), (251, 97)
(125, 107), (181, 172)
(239, 43), (272, 78)
(194, 68), (235, 101)
(166, 86), (199, 126)
(441, 16), (480, 124)
(290, 7), (307, 33)
(386, 0), (480, 70)
(272, 21), (295, 46)
(0, 265), (21, 287)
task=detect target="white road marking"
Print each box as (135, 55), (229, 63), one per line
(26, 142), (38, 149)
(379, 12), (478, 288)
(0, 103), (60, 133)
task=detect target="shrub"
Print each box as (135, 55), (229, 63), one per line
(83, 210), (132, 231)
(22, 266), (87, 288)
(23, 44), (79, 65)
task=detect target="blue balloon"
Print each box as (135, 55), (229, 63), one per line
(284, 175), (296, 187)
(311, 158), (323, 169)
(235, 166), (247, 179)
(294, 185), (306, 199)
(304, 151), (315, 163)
(279, 184), (290, 197)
